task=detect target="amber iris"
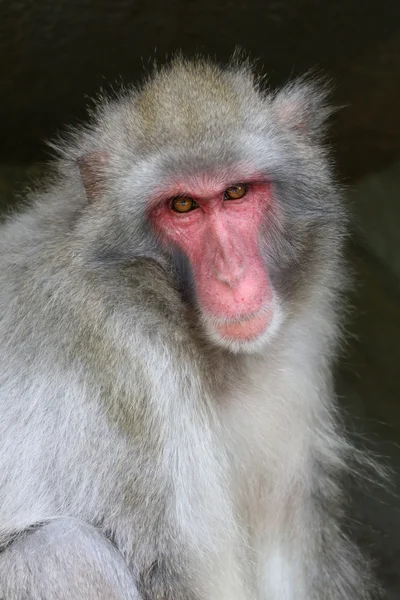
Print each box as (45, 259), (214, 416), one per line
(224, 184), (248, 200)
(171, 197), (197, 213)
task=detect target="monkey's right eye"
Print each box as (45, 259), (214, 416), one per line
(171, 197), (198, 213)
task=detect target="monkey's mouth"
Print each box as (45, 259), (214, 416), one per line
(212, 309), (271, 342)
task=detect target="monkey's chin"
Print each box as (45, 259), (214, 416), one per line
(203, 300), (284, 354)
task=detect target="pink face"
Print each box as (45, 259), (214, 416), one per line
(150, 175), (277, 349)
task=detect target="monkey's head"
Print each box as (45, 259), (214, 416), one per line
(62, 57), (344, 354)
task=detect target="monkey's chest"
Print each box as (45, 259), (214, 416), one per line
(221, 377), (309, 531)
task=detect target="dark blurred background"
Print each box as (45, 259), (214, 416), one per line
(0, 0), (399, 596)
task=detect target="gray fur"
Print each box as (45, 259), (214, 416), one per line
(0, 57), (377, 599)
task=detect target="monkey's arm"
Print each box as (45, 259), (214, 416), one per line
(0, 518), (141, 600)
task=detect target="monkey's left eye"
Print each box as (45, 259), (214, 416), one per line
(171, 197), (198, 213)
(224, 184), (248, 200)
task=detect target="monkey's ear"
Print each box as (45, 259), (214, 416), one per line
(272, 77), (336, 140)
(77, 152), (109, 202)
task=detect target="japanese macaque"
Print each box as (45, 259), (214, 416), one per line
(0, 56), (377, 600)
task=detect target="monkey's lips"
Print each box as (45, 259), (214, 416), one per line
(213, 310), (271, 341)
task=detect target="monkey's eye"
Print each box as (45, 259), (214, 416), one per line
(224, 184), (248, 200)
(171, 197), (198, 213)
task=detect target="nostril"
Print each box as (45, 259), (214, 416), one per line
(215, 264), (245, 287)
(211, 243), (245, 287)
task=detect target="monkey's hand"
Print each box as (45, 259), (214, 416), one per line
(0, 518), (141, 600)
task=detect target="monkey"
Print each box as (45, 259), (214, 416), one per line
(0, 56), (378, 600)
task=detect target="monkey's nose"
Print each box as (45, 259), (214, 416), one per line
(215, 264), (245, 287)
(212, 250), (245, 287)
(209, 231), (245, 287)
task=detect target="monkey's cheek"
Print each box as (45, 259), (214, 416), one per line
(214, 311), (271, 342)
